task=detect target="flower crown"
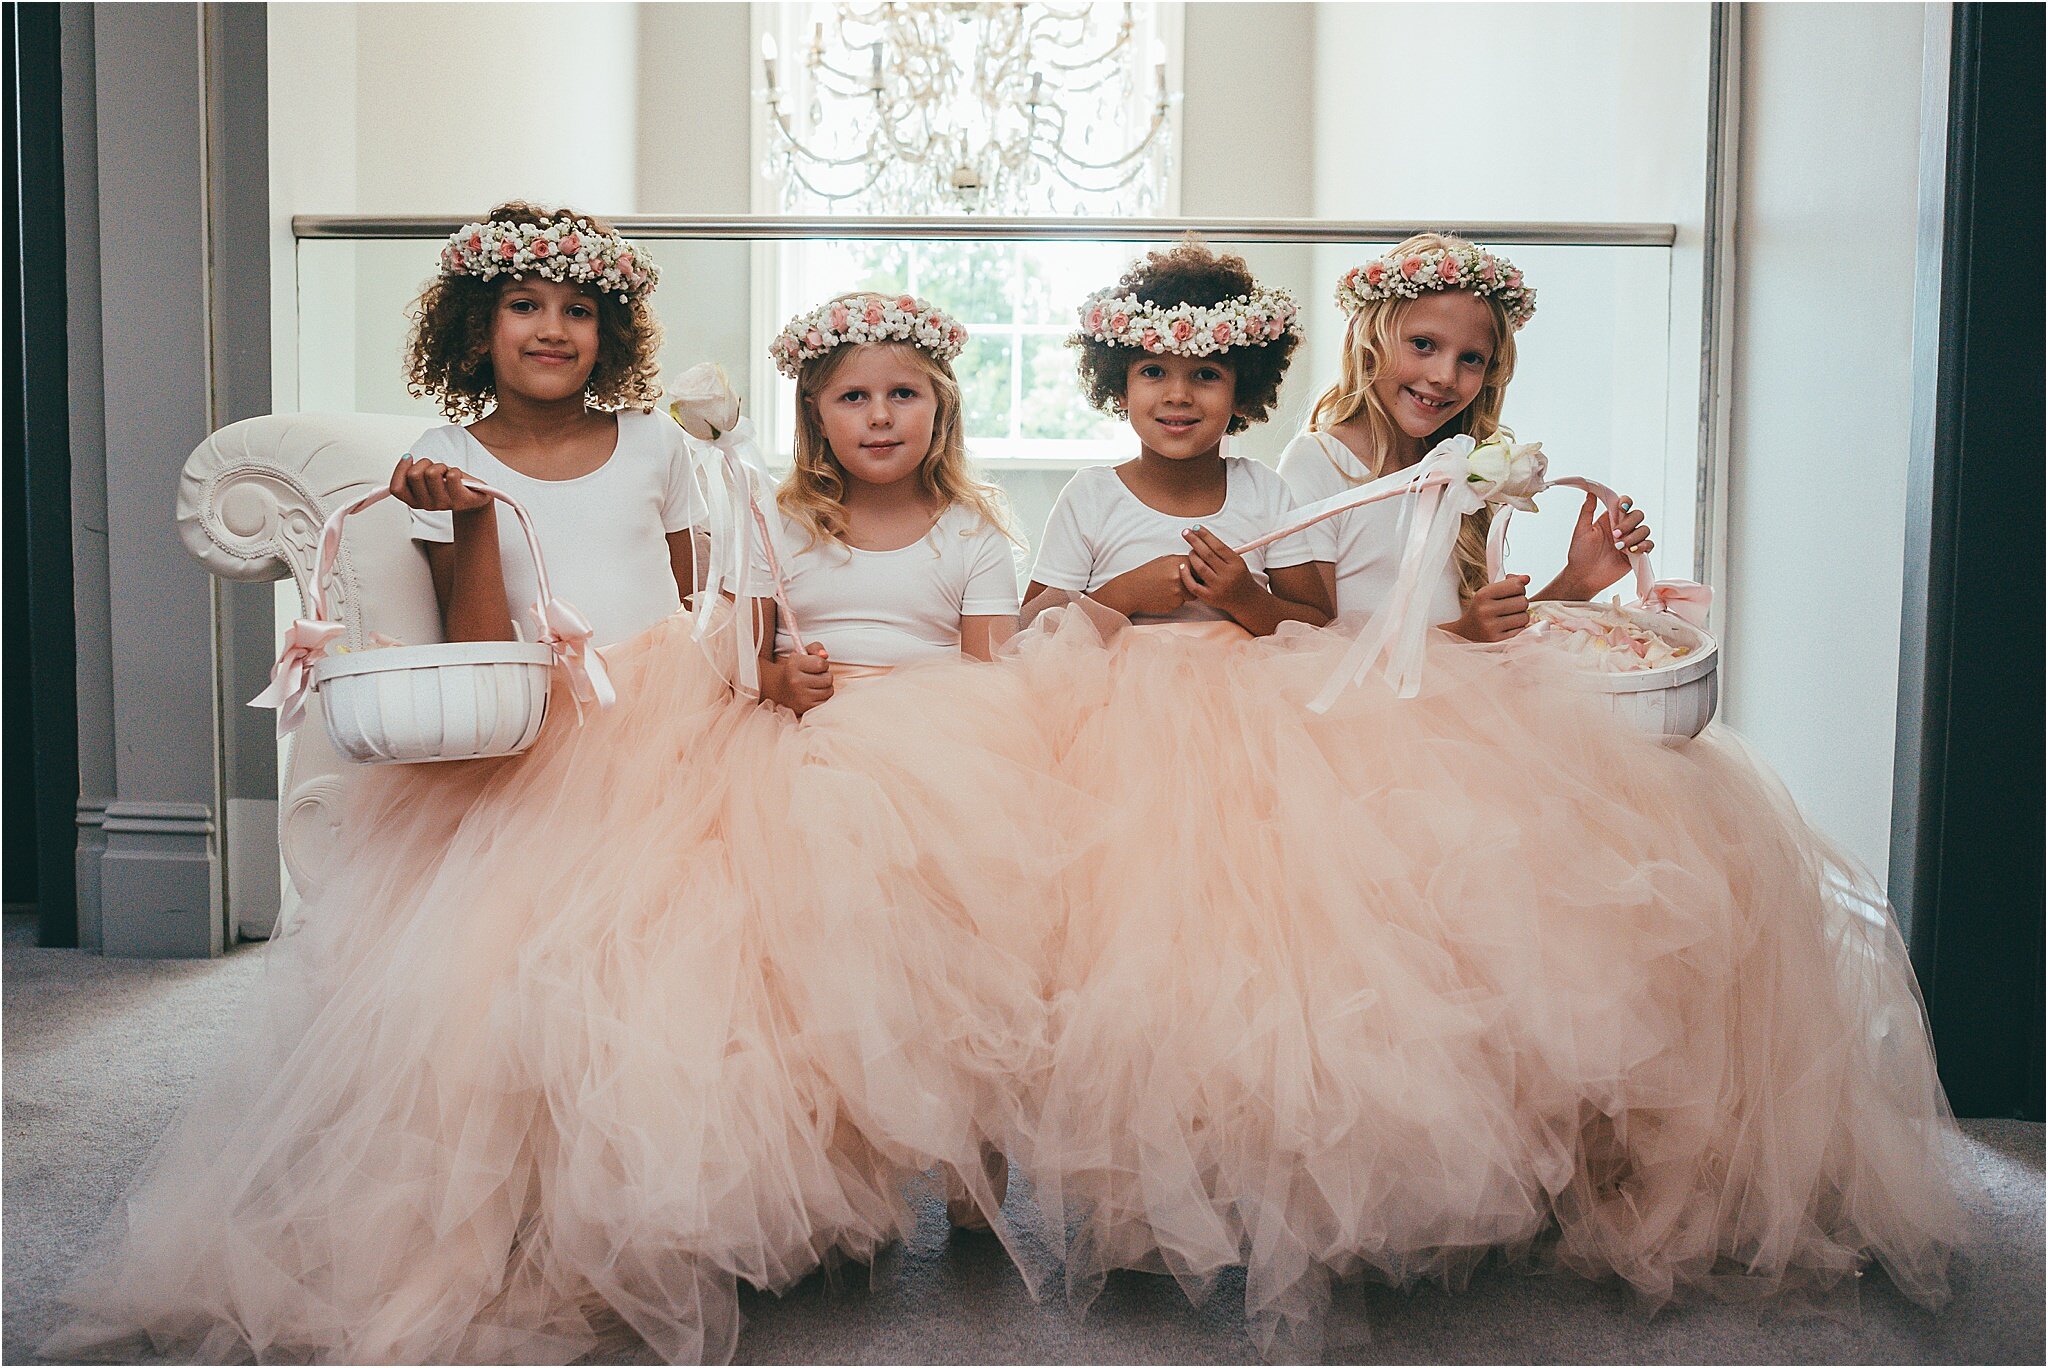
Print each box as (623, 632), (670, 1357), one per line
(439, 216), (658, 303)
(1076, 284), (1299, 356)
(1335, 245), (1535, 331)
(769, 293), (969, 379)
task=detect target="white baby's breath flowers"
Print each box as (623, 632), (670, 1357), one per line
(1074, 285), (1299, 357)
(770, 294), (969, 378)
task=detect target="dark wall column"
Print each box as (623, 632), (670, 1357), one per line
(1891, 2), (2045, 1120)
(7, 1), (83, 947)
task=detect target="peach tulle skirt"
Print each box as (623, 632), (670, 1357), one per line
(47, 610), (1076, 1364)
(46, 603), (1969, 1364)
(998, 600), (1970, 1360)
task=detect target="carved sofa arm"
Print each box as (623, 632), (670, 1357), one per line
(175, 413), (442, 912)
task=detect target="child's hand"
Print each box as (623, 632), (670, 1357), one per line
(1561, 493), (1654, 597)
(390, 456), (493, 513)
(765, 643), (833, 716)
(1180, 526), (1259, 618)
(1095, 555), (1193, 618)
(1449, 575), (1531, 642)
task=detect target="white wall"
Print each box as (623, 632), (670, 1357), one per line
(1724, 3), (1927, 879)
(268, 2), (358, 413)
(1310, 3), (1710, 224)
(636, 2), (751, 215)
(1181, 3), (1313, 219)
(351, 3), (640, 214)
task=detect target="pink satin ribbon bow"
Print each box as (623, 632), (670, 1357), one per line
(248, 617), (347, 736)
(540, 595), (616, 713)
(1640, 579), (1713, 628)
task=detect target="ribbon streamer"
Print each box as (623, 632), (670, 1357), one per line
(676, 415), (808, 698)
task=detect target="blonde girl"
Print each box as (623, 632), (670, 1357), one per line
(1277, 231), (1650, 640)
(750, 291), (1018, 714)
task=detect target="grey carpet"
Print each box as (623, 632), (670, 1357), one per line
(6, 914), (2042, 1365)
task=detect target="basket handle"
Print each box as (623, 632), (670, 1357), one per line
(304, 481), (557, 628)
(251, 478), (613, 737)
(1486, 476), (1711, 628)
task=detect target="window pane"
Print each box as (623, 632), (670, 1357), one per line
(908, 242), (1016, 325)
(954, 333), (1013, 437)
(1017, 242), (1136, 326)
(1020, 335), (1124, 442)
(814, 240), (911, 299)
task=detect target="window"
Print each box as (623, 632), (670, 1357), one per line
(750, 2), (1185, 471)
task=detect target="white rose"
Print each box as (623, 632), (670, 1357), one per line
(668, 362), (742, 441)
(1465, 437), (1547, 511)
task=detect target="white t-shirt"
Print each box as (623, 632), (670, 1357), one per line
(1275, 429), (1463, 628)
(408, 410), (705, 647)
(1028, 458), (1321, 623)
(738, 503), (1022, 667)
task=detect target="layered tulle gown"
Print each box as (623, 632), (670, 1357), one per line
(1000, 597), (1971, 1360)
(48, 607), (1078, 1364)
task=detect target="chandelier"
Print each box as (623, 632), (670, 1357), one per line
(759, 2), (1177, 215)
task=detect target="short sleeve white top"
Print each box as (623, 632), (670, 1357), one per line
(407, 410), (705, 647)
(1275, 429), (1463, 628)
(739, 503), (1022, 667)
(1028, 458), (1321, 623)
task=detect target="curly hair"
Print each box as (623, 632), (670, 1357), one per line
(778, 302), (1014, 552)
(1070, 236), (1299, 436)
(403, 200), (664, 422)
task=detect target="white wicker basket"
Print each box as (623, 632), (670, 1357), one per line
(1489, 478), (1720, 743)
(315, 639), (553, 763)
(255, 481), (610, 764)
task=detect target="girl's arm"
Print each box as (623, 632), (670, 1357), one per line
(667, 528), (702, 608)
(746, 596), (833, 715)
(959, 614), (1016, 662)
(1533, 494), (1654, 602)
(394, 456), (515, 642)
(1181, 528), (1333, 636)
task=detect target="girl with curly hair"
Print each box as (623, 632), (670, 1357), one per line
(1027, 236), (1331, 634)
(391, 200), (702, 647)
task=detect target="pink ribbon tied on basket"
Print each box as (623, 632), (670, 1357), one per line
(1640, 578), (1713, 629)
(248, 617), (346, 736)
(539, 595), (616, 711)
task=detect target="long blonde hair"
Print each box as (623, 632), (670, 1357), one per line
(1309, 232), (1520, 602)
(778, 296), (1012, 549)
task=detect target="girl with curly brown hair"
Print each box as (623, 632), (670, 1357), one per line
(1025, 237), (1332, 634)
(390, 200), (702, 647)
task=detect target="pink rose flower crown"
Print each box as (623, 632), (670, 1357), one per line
(769, 293), (970, 379)
(438, 215), (659, 304)
(1335, 244), (1535, 331)
(1074, 282), (1300, 358)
